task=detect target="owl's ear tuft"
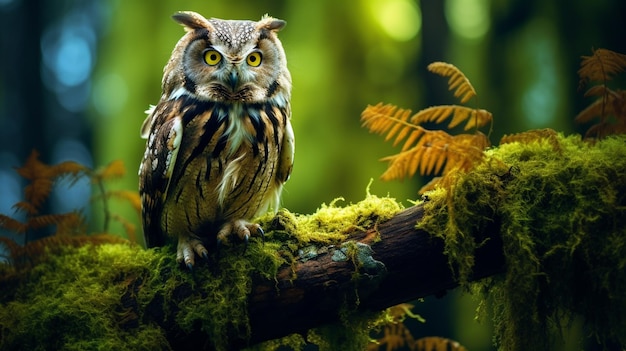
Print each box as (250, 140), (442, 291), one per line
(172, 11), (213, 32)
(258, 14), (286, 32)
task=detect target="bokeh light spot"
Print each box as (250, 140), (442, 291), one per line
(445, 0), (490, 40)
(370, 0), (422, 42)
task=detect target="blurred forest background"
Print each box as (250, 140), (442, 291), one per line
(0, 0), (624, 350)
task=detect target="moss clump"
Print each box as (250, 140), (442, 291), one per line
(0, 243), (170, 350)
(259, 188), (403, 246)
(0, 191), (404, 351)
(419, 133), (626, 350)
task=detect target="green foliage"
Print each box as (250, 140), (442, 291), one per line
(418, 133), (626, 350)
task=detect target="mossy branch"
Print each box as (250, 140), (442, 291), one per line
(0, 203), (500, 351)
(2, 134), (626, 350)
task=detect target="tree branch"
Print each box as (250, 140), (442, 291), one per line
(164, 204), (505, 349)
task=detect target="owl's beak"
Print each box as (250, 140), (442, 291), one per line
(227, 71), (239, 90)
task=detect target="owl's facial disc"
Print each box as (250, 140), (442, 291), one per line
(199, 48), (265, 103)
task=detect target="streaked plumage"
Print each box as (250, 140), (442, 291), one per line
(139, 11), (293, 268)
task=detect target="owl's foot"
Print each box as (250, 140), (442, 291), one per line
(216, 219), (264, 249)
(176, 234), (209, 270)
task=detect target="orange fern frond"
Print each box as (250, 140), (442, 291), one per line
(52, 212), (86, 236)
(362, 61), (492, 193)
(16, 150), (86, 212)
(379, 132), (488, 181)
(361, 103), (425, 148)
(91, 159), (126, 182)
(0, 152), (141, 272)
(12, 201), (37, 216)
(0, 214), (26, 233)
(575, 49), (626, 139)
(584, 116), (626, 139)
(26, 213), (74, 230)
(575, 89), (626, 138)
(378, 130), (450, 180)
(428, 62), (477, 103)
(578, 48), (626, 86)
(412, 105), (492, 131)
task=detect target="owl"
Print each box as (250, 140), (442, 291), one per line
(139, 11), (294, 269)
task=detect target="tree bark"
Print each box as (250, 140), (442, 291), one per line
(168, 204), (505, 349)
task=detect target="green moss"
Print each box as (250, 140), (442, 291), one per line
(0, 243), (171, 350)
(419, 134), (626, 350)
(259, 187), (403, 246)
(0, 191), (404, 350)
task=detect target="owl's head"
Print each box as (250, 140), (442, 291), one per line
(162, 11), (291, 104)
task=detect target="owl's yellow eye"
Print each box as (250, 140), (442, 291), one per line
(246, 52), (262, 67)
(203, 50), (222, 66)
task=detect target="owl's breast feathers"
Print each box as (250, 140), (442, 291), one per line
(140, 95), (292, 247)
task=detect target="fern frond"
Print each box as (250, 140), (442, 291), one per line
(444, 133), (489, 173)
(465, 109), (493, 131)
(22, 179), (53, 212)
(575, 95), (609, 124)
(0, 214), (26, 233)
(362, 62), (492, 192)
(361, 103), (426, 147)
(578, 48), (626, 85)
(53, 212), (86, 236)
(584, 119), (626, 139)
(583, 85), (610, 98)
(25, 213), (82, 233)
(575, 89), (626, 138)
(379, 130), (450, 180)
(12, 201), (37, 215)
(16, 150), (86, 212)
(411, 105), (492, 131)
(91, 159), (126, 182)
(428, 62), (477, 103)
(380, 131), (488, 181)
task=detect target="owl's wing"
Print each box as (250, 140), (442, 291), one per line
(139, 105), (183, 248)
(276, 118), (295, 184)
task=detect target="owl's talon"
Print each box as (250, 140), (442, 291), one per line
(186, 262), (193, 271)
(242, 234), (249, 253)
(176, 235), (207, 269)
(216, 219), (264, 250)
